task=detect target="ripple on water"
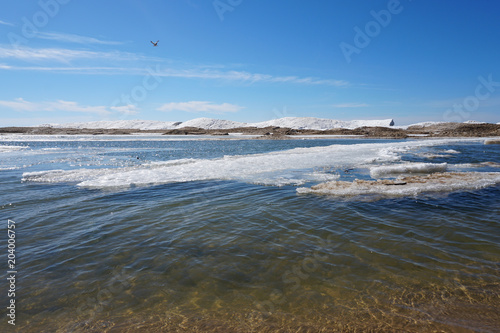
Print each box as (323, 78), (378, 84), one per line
(4, 139), (500, 332)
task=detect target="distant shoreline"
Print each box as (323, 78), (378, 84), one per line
(1, 122), (500, 139)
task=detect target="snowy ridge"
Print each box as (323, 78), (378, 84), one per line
(178, 118), (247, 129)
(49, 120), (181, 130)
(47, 117), (395, 131)
(251, 117), (394, 130)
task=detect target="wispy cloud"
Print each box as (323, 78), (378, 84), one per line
(0, 20), (13, 26)
(36, 32), (124, 45)
(0, 98), (137, 116)
(1, 63), (349, 87)
(0, 45), (154, 63)
(0, 45), (349, 87)
(110, 105), (139, 115)
(159, 68), (349, 86)
(157, 101), (243, 114)
(332, 103), (369, 108)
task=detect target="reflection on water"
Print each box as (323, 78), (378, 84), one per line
(8, 182), (500, 332)
(1, 139), (499, 332)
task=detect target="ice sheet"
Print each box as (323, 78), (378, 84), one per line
(297, 172), (500, 198)
(370, 163), (448, 179)
(22, 139), (481, 189)
(0, 145), (28, 152)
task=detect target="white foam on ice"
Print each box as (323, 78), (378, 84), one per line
(21, 138), (479, 189)
(0, 145), (28, 152)
(370, 163), (448, 179)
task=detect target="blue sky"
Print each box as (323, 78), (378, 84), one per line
(1, 0), (499, 126)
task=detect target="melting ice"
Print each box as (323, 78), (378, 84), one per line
(21, 138), (499, 195)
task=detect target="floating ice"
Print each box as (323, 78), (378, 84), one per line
(297, 172), (500, 198)
(370, 163), (448, 179)
(0, 145), (28, 152)
(21, 139), (476, 189)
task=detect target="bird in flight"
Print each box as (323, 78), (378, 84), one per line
(151, 40), (159, 47)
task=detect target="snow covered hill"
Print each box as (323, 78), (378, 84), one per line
(251, 117), (394, 130)
(177, 118), (247, 130)
(48, 120), (181, 130)
(46, 117), (396, 131)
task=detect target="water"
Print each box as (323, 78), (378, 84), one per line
(1, 135), (499, 332)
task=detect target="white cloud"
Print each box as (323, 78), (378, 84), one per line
(332, 103), (370, 108)
(157, 101), (243, 114)
(0, 98), (136, 116)
(0, 45), (152, 63)
(0, 46), (349, 87)
(110, 105), (139, 115)
(160, 68), (349, 86)
(0, 20), (13, 26)
(36, 32), (124, 45)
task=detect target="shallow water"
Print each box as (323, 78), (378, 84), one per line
(1, 136), (499, 332)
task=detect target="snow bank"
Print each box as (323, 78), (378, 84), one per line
(297, 172), (500, 198)
(177, 118), (246, 129)
(370, 162), (448, 179)
(401, 121), (445, 129)
(45, 117), (395, 131)
(251, 117), (394, 130)
(50, 120), (180, 130)
(463, 120), (486, 124)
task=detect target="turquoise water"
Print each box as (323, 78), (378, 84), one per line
(1, 136), (499, 332)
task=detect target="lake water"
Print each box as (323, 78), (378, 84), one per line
(1, 135), (499, 332)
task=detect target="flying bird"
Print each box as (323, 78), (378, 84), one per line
(151, 40), (159, 47)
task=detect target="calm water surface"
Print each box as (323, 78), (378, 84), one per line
(1, 136), (499, 332)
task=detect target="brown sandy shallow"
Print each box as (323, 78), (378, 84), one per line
(17, 279), (500, 332)
(1, 122), (500, 138)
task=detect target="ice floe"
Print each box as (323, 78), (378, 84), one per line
(21, 138), (482, 188)
(0, 145), (28, 153)
(297, 172), (500, 198)
(370, 163), (448, 179)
